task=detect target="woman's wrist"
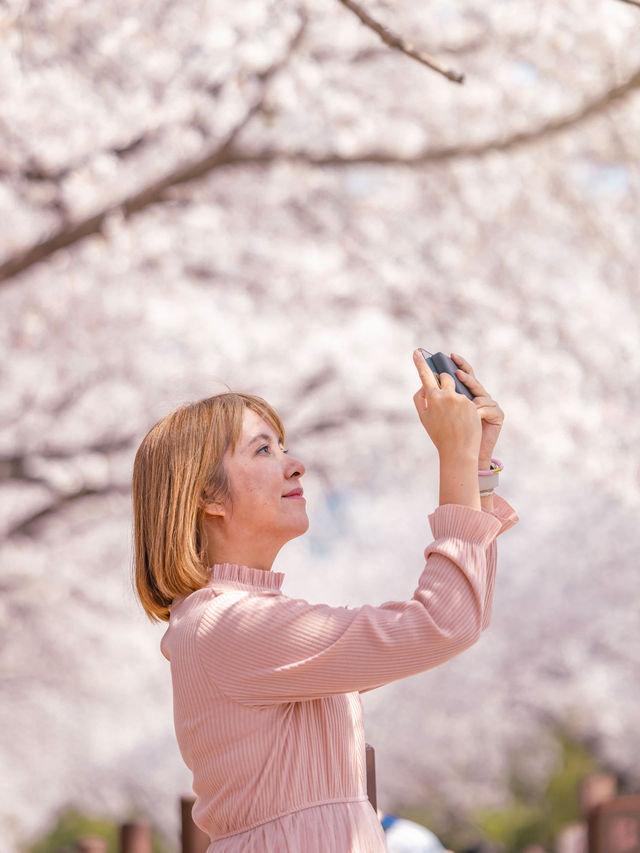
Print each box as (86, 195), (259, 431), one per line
(439, 448), (479, 466)
(438, 453), (481, 511)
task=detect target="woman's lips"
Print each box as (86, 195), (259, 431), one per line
(283, 489), (304, 499)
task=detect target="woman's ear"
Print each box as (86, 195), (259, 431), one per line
(201, 499), (226, 519)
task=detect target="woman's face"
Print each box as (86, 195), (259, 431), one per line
(216, 408), (309, 551)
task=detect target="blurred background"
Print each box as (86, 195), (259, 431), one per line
(1, 0), (639, 851)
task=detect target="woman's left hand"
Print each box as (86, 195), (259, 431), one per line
(450, 352), (504, 468)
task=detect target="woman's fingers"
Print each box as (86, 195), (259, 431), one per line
(455, 366), (488, 398)
(413, 349), (441, 393)
(451, 353), (486, 394)
(413, 349), (483, 461)
(474, 398), (504, 425)
(451, 352), (475, 376)
(438, 371), (456, 393)
(471, 394), (495, 407)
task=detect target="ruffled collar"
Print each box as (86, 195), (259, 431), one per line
(206, 562), (285, 593)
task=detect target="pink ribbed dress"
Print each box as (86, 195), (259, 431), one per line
(160, 495), (518, 852)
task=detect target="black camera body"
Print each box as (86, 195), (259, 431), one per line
(419, 349), (474, 400)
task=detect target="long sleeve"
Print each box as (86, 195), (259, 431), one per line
(480, 493), (519, 629)
(196, 497), (518, 706)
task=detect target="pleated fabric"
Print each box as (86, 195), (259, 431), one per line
(208, 801), (386, 852)
(160, 495), (518, 852)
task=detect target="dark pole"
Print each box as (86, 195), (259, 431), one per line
(365, 743), (377, 814)
(119, 820), (153, 853)
(587, 794), (640, 853)
(181, 796), (210, 853)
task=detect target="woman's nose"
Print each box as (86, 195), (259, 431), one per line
(286, 455), (305, 478)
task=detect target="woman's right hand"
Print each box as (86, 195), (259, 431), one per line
(412, 349), (482, 462)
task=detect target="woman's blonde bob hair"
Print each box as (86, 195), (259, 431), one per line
(132, 392), (285, 622)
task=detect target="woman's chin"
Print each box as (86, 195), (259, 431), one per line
(289, 514), (310, 539)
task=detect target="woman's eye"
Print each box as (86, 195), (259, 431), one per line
(257, 444), (288, 455)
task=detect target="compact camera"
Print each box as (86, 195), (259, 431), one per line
(419, 349), (474, 399)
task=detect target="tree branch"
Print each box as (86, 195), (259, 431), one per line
(3, 58), (639, 285)
(0, 109), (261, 283)
(0, 435), (136, 481)
(0, 12), (309, 284)
(0, 437), (136, 495)
(20, 132), (154, 185)
(6, 483), (131, 538)
(249, 65), (640, 167)
(337, 0), (464, 83)
(616, 0), (640, 7)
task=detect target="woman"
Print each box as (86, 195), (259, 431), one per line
(132, 350), (518, 852)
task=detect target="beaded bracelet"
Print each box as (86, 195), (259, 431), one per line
(478, 458), (502, 496)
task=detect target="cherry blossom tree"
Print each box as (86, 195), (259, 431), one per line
(1, 0), (640, 850)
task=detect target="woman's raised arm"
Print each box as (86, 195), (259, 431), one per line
(194, 494), (517, 706)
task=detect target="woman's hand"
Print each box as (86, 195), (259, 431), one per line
(412, 350), (481, 462)
(450, 352), (504, 468)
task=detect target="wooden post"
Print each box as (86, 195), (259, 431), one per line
(365, 743), (377, 813)
(181, 796), (210, 853)
(587, 795), (640, 853)
(579, 773), (617, 818)
(120, 820), (152, 853)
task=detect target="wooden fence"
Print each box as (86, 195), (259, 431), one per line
(74, 760), (640, 853)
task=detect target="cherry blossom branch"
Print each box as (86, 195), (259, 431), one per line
(0, 12), (309, 284)
(616, 0), (640, 7)
(281, 65), (640, 164)
(6, 484), (131, 538)
(161, 63), (640, 171)
(0, 436), (136, 483)
(2, 61), (639, 285)
(337, 0), (464, 83)
(23, 134), (152, 184)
